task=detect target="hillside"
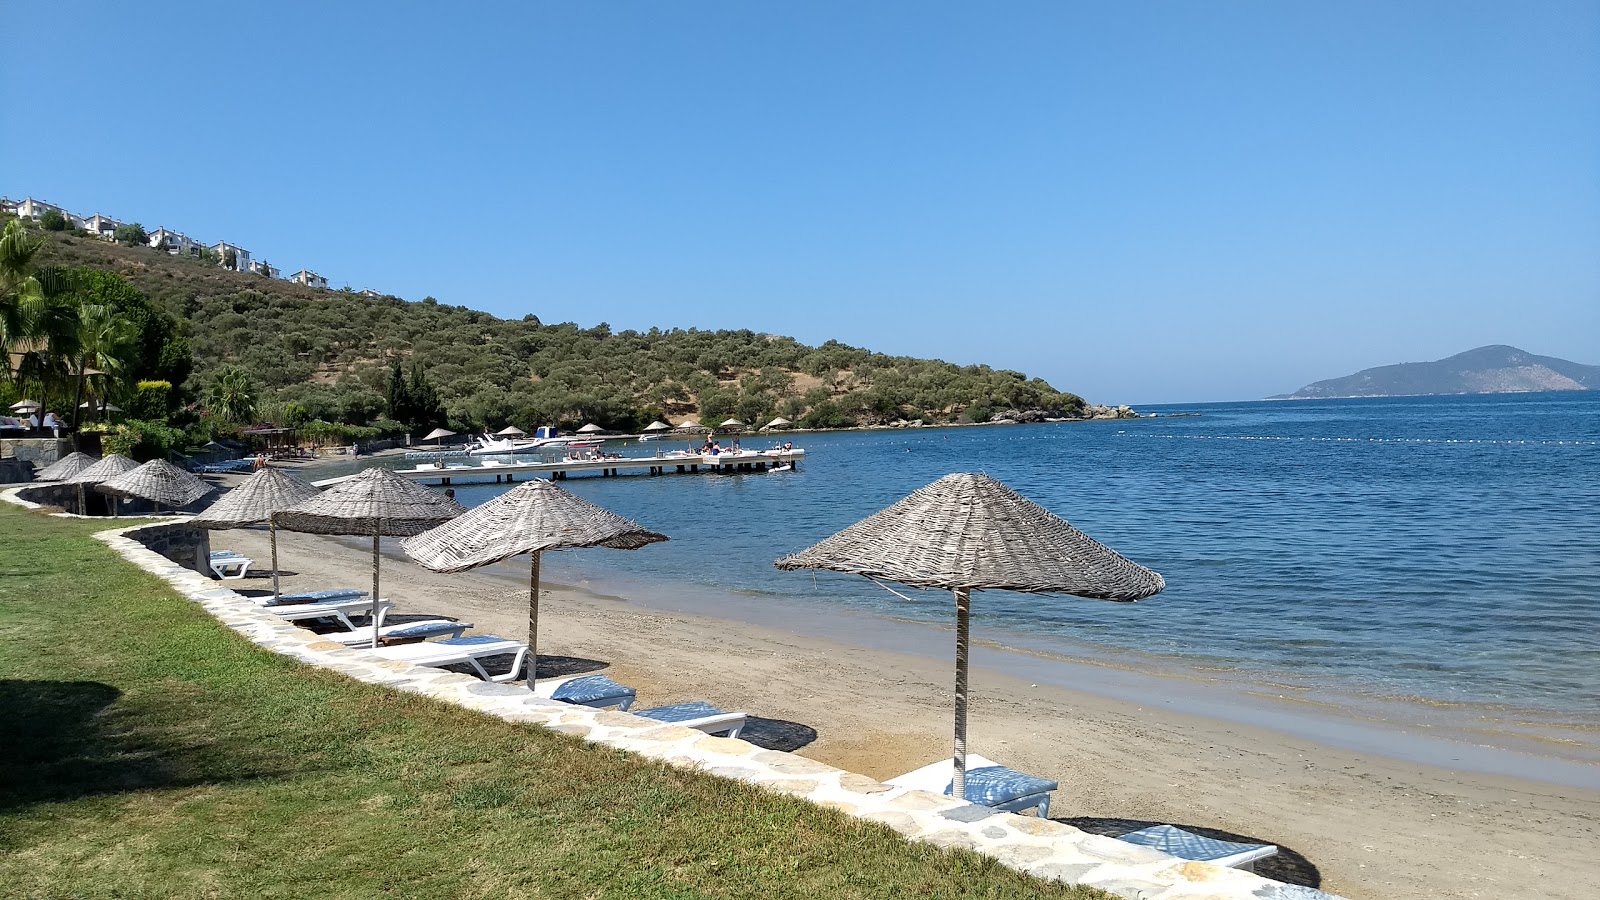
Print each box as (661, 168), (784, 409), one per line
(1281, 345), (1599, 399)
(36, 230), (1094, 431)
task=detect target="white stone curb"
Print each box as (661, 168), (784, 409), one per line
(70, 509), (1335, 900)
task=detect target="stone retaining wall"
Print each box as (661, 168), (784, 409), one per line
(34, 503), (1335, 900)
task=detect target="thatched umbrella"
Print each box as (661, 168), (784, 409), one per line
(719, 418), (745, 430)
(423, 427), (456, 446)
(763, 417), (791, 430)
(273, 467), (465, 647)
(642, 420), (671, 432)
(402, 479), (666, 691)
(189, 468), (321, 598)
(97, 459), (214, 513)
(496, 425), (527, 437)
(676, 419), (701, 430)
(10, 399), (40, 413)
(35, 451), (98, 482)
(66, 453), (139, 515)
(775, 473), (1164, 800)
(576, 423), (604, 434)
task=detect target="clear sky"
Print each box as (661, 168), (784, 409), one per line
(6, 2), (1597, 403)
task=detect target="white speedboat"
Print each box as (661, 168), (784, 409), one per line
(466, 427), (605, 456)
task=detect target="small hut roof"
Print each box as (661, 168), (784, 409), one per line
(642, 420), (671, 432)
(775, 473), (1165, 601)
(35, 452), (99, 481)
(423, 427), (456, 441)
(495, 425), (527, 436)
(189, 468), (321, 530)
(273, 466), (465, 537)
(576, 423), (604, 433)
(720, 418), (745, 427)
(65, 454), (140, 485)
(402, 479), (667, 573)
(96, 459), (213, 507)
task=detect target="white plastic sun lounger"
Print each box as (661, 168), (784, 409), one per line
(366, 635), (528, 683)
(208, 551), (253, 580)
(635, 702), (746, 737)
(1115, 825), (1278, 872)
(531, 674), (636, 710)
(323, 619), (473, 647)
(886, 754), (1058, 817)
(271, 597), (393, 631)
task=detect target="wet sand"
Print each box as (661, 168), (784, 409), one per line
(213, 520), (1600, 900)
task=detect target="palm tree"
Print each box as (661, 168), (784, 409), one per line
(203, 366), (258, 424)
(0, 220), (46, 379)
(71, 303), (137, 429)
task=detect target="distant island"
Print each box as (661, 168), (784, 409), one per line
(1277, 345), (1599, 400)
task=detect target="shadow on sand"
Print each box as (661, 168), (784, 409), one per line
(1054, 816), (1321, 888)
(737, 717), (818, 752)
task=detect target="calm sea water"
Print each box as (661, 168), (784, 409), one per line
(389, 393), (1600, 719)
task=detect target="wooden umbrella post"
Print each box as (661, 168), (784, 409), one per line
(526, 551), (541, 691)
(269, 519), (281, 600)
(953, 587), (971, 801)
(371, 525), (382, 649)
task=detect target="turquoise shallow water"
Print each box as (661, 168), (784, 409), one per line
(374, 392), (1600, 720)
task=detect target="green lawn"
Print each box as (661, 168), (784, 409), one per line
(0, 505), (1107, 899)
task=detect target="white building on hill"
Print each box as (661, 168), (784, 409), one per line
(148, 227), (204, 258)
(211, 241), (252, 272)
(248, 259), (280, 279)
(290, 269), (328, 289)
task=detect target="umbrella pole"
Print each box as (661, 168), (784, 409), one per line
(526, 552), (541, 691)
(371, 527), (382, 649)
(270, 520), (281, 601)
(952, 587), (971, 801)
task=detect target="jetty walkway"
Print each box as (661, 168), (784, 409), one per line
(312, 448), (805, 488)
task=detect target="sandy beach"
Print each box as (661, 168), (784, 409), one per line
(210, 499), (1599, 900)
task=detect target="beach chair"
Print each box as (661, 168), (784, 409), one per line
(270, 597), (393, 631)
(534, 674), (637, 710)
(635, 701), (746, 737)
(323, 618), (473, 647)
(1115, 825), (1278, 872)
(886, 754), (1058, 818)
(208, 551), (253, 580)
(259, 588), (367, 607)
(365, 635), (528, 683)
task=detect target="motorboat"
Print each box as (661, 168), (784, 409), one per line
(466, 426), (605, 456)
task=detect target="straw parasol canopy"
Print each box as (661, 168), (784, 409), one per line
(35, 451), (98, 482)
(496, 425), (527, 436)
(642, 420), (671, 432)
(576, 423), (604, 434)
(65, 453), (140, 515)
(190, 468), (321, 597)
(97, 459), (214, 511)
(764, 417), (792, 429)
(10, 399), (40, 413)
(274, 467), (465, 646)
(775, 473), (1164, 800)
(79, 401), (123, 412)
(423, 427), (456, 446)
(676, 419), (701, 429)
(402, 479), (666, 690)
(719, 418), (745, 429)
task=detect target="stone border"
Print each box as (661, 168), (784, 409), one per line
(9, 486), (1332, 900)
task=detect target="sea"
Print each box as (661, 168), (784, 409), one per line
(359, 392), (1600, 773)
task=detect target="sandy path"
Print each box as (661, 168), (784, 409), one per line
(217, 525), (1599, 900)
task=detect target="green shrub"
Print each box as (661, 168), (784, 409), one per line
(129, 380), (172, 420)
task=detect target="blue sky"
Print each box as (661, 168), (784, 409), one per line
(6, 2), (1597, 403)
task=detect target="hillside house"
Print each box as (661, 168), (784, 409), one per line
(148, 228), (204, 257)
(211, 241), (252, 272)
(85, 214), (123, 240)
(248, 260), (280, 279)
(290, 269), (328, 289)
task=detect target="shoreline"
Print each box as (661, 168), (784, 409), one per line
(219, 524), (1600, 900)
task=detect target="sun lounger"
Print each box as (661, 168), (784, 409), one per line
(885, 754), (1058, 817)
(366, 635), (528, 683)
(208, 551), (253, 580)
(535, 674), (636, 710)
(635, 701), (746, 737)
(324, 619), (473, 647)
(1115, 825), (1278, 872)
(270, 597), (393, 631)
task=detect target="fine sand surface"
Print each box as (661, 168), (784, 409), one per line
(216, 522), (1599, 900)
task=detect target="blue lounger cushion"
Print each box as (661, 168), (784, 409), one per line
(549, 674), (637, 705)
(1115, 825), (1278, 868)
(266, 589), (367, 607)
(636, 701), (725, 724)
(380, 621), (467, 641)
(945, 766), (1059, 807)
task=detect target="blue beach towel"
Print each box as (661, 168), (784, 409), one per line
(636, 702), (724, 724)
(945, 766), (1058, 807)
(549, 675), (637, 705)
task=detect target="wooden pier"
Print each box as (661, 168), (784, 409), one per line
(312, 449), (805, 488)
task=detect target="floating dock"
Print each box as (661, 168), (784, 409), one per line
(312, 448), (805, 488)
